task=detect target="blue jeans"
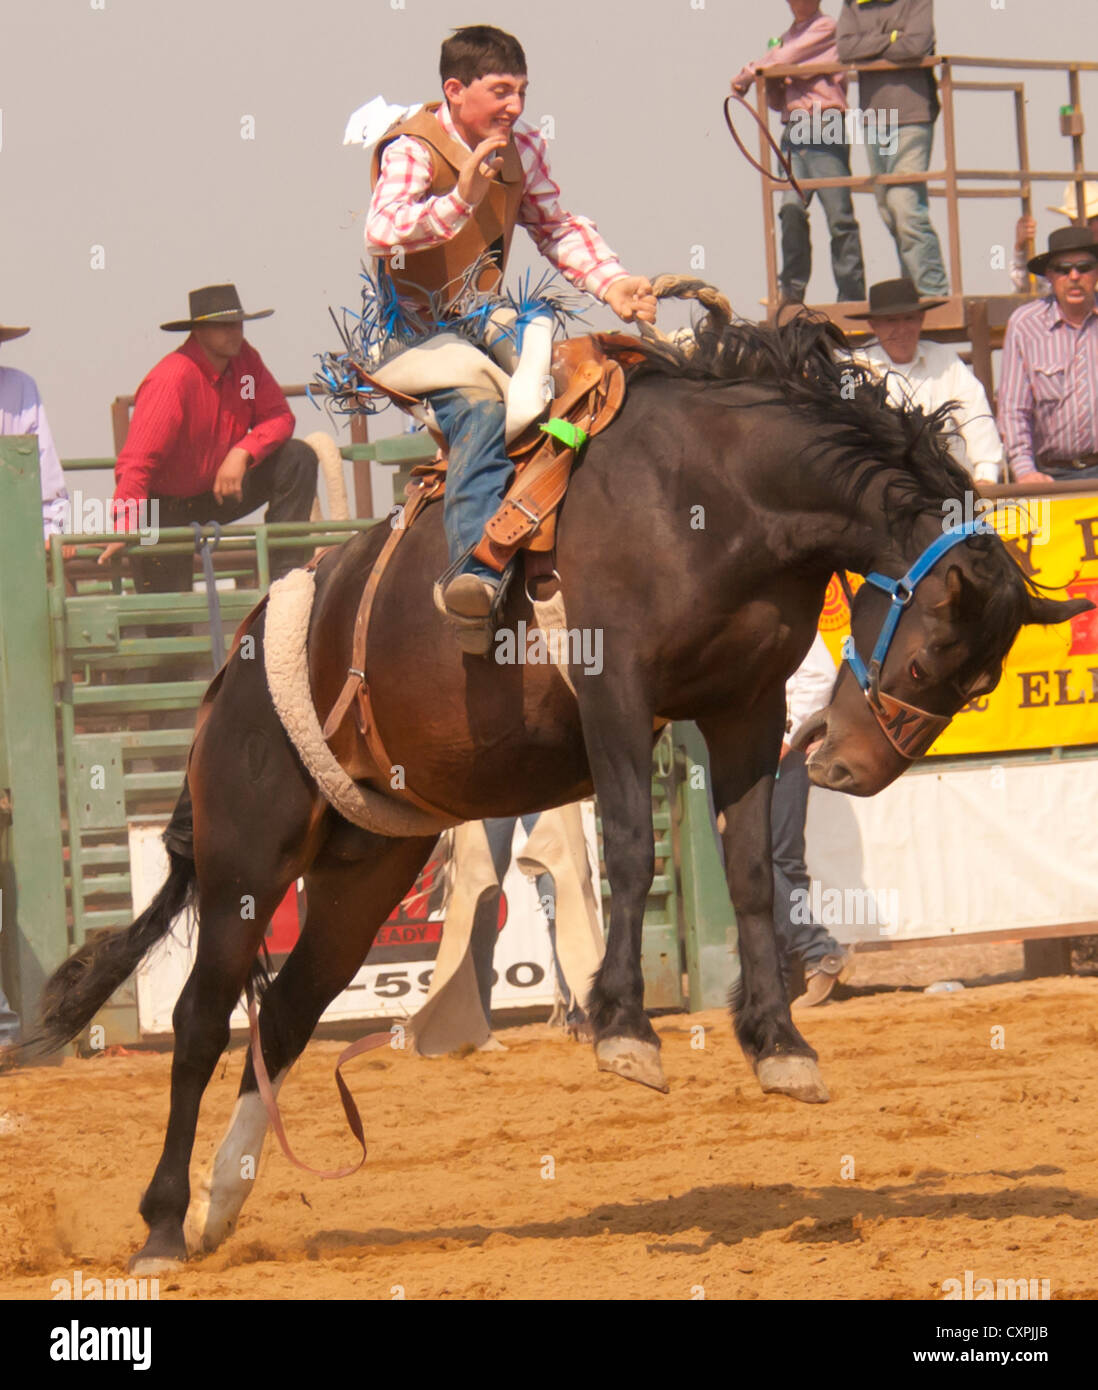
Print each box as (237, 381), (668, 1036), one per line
(0, 984), (20, 1045)
(866, 121), (949, 296)
(706, 757), (841, 974)
(780, 135), (866, 302)
(770, 750), (843, 968)
(428, 385), (511, 584)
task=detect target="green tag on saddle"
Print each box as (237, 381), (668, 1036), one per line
(539, 418), (589, 452)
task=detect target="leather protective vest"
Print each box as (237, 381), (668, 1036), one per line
(370, 102), (525, 308)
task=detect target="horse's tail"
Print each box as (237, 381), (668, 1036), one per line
(24, 781), (198, 1057)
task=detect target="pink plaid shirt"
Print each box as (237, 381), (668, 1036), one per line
(366, 102), (628, 301)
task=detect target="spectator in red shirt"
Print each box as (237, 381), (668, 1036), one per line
(107, 284), (317, 589)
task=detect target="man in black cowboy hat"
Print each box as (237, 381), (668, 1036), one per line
(849, 277), (1004, 484)
(999, 227), (1098, 484)
(104, 284), (317, 585)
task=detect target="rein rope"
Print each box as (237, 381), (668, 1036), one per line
(722, 93), (807, 204)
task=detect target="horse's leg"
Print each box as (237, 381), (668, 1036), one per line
(576, 677), (666, 1092)
(699, 706), (829, 1104)
(129, 869), (294, 1273)
(186, 830), (436, 1254)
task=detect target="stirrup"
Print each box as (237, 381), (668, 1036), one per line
(432, 550), (515, 657)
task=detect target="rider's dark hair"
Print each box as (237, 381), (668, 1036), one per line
(440, 26), (527, 85)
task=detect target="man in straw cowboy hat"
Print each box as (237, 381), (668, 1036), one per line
(0, 316), (69, 547)
(103, 283), (317, 586)
(848, 277), (1004, 484)
(999, 226), (1098, 485)
(1011, 182), (1098, 296)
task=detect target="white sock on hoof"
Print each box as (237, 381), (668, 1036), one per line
(185, 1069), (287, 1254)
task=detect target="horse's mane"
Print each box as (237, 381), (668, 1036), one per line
(626, 304), (1034, 672)
(630, 309), (974, 541)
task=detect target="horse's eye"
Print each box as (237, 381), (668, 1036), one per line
(910, 661), (925, 681)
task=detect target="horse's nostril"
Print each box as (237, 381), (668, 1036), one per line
(825, 761), (854, 790)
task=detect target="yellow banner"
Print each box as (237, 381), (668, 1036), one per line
(819, 494), (1098, 755)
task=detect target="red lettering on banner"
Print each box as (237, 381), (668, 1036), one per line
(1067, 580), (1098, 655)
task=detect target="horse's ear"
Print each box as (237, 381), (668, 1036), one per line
(1024, 592), (1094, 627)
(930, 564), (979, 620)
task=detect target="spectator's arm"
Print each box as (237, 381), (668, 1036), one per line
(996, 321), (1038, 480)
(236, 357), (294, 464)
(30, 393), (68, 535)
(112, 372), (185, 521)
(786, 633), (837, 744)
(883, 0), (936, 62)
(836, 5), (890, 61)
(1009, 245), (1030, 295)
(947, 359), (1005, 484)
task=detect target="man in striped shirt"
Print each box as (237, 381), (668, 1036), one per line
(365, 25), (656, 633)
(998, 227), (1098, 484)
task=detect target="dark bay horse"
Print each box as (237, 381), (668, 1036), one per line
(29, 306), (1088, 1272)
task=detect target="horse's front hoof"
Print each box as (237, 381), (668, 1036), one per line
(595, 1036), (669, 1093)
(129, 1227), (188, 1275)
(756, 1053), (829, 1103)
(128, 1250), (186, 1276)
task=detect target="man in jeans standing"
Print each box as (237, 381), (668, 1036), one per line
(837, 0), (949, 297)
(733, 1), (866, 306)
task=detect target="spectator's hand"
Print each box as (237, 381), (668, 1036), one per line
(456, 136), (508, 207)
(1014, 215), (1037, 251)
(606, 276), (658, 325)
(731, 75), (751, 96)
(1018, 471), (1056, 487)
(213, 447), (250, 503)
(96, 541), (126, 566)
(61, 544), (77, 561)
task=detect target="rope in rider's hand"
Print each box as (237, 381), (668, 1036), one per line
(723, 92), (807, 205)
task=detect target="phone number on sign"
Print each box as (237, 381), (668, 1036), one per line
(336, 960), (551, 1014)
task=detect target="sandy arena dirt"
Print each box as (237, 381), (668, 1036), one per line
(2, 967), (1097, 1301)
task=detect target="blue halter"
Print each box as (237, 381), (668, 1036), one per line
(841, 520), (984, 701)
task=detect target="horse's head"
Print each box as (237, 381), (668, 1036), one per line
(797, 526), (1093, 796)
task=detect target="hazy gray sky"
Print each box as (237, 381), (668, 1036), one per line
(2, 0), (1094, 506)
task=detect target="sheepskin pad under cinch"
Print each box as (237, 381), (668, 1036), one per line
(262, 568), (457, 838)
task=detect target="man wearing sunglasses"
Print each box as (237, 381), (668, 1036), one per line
(999, 227), (1098, 484)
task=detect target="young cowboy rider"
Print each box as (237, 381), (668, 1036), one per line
(365, 25), (656, 633)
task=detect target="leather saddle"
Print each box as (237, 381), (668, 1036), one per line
(352, 332), (639, 571)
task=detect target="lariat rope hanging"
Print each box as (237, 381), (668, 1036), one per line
(723, 92), (807, 205)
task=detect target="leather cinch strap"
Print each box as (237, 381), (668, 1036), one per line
(321, 477), (438, 745)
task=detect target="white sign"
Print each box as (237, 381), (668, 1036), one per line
(130, 813), (601, 1036)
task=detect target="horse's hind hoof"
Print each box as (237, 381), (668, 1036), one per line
(596, 1037), (669, 1093)
(756, 1053), (829, 1104)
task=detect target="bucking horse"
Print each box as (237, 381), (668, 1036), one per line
(26, 289), (1089, 1273)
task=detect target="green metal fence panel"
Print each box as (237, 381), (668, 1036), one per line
(0, 438), (69, 1033)
(672, 722), (740, 1010)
